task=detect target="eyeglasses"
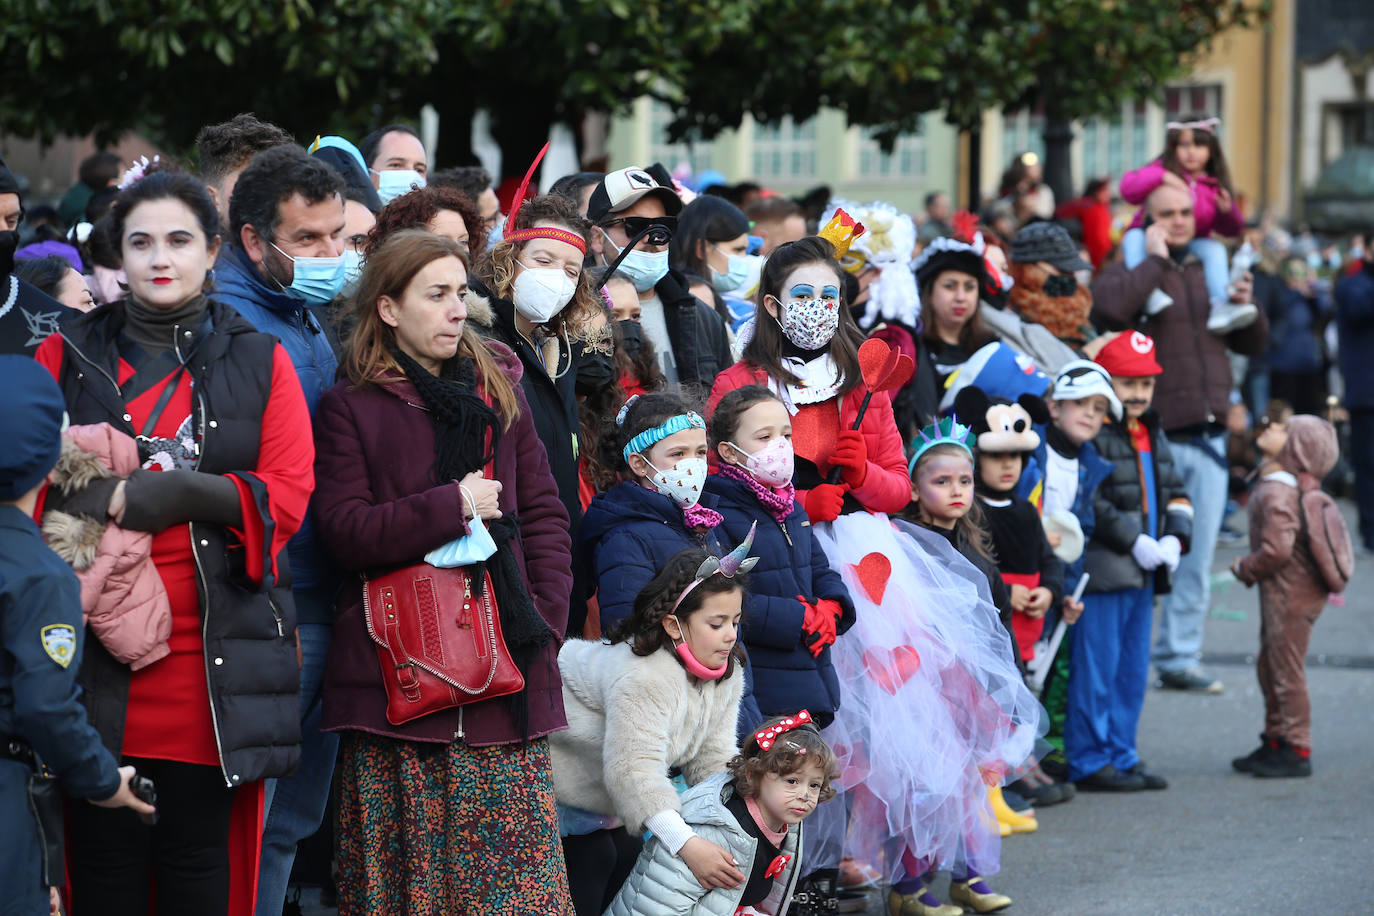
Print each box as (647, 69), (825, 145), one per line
(601, 215), (677, 237)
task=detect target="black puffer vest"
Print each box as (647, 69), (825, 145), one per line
(52, 299), (300, 787)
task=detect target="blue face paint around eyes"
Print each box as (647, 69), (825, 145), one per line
(822, 285), (840, 299)
(789, 284), (815, 298)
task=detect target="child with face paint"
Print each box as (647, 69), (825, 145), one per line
(704, 384), (857, 911)
(608, 711), (840, 916)
(805, 417), (1041, 915)
(550, 547), (751, 915)
(706, 237), (911, 525)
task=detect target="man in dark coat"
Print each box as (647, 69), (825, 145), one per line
(1335, 243), (1374, 550)
(0, 157), (72, 356)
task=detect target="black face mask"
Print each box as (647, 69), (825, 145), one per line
(0, 230), (17, 276)
(617, 319), (644, 359)
(575, 351), (617, 397)
(1043, 274), (1079, 298)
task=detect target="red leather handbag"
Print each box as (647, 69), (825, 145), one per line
(363, 564), (525, 725)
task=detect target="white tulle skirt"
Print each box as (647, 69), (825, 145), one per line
(814, 513), (1044, 880)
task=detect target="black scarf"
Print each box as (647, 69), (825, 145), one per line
(1046, 423), (1082, 459)
(393, 346), (553, 738)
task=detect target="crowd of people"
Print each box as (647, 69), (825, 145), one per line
(0, 110), (1365, 916)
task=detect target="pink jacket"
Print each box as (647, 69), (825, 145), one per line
(1120, 159), (1244, 238)
(42, 424), (172, 671)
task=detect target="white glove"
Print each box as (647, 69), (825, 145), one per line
(1157, 535), (1182, 572)
(1131, 534), (1167, 571)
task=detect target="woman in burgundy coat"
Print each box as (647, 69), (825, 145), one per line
(312, 230), (575, 914)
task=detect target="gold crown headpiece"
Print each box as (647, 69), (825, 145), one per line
(818, 208), (867, 259)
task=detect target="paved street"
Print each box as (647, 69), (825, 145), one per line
(299, 507), (1374, 916)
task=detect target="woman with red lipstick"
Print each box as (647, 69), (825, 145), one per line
(34, 169), (314, 916)
(905, 239), (1000, 428)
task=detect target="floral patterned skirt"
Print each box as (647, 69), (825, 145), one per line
(336, 731), (574, 916)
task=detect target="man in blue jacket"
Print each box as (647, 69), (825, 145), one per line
(1335, 247), (1374, 550)
(213, 144), (346, 915)
(1, 356), (155, 914)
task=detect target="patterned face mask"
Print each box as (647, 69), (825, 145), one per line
(641, 457), (708, 508)
(775, 295), (840, 351)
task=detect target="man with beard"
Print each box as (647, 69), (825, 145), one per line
(0, 157), (71, 356)
(1008, 222), (1096, 346)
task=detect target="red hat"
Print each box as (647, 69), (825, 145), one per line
(1094, 331), (1163, 377)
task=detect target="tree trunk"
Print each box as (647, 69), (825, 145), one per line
(490, 100), (557, 184)
(967, 127), (982, 208)
(1042, 115), (1075, 206)
(435, 96), (477, 168)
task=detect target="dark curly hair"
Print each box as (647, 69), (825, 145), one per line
(109, 170), (220, 246)
(364, 185), (486, 256)
(728, 713), (839, 802)
(605, 548), (748, 681)
(229, 145), (344, 242)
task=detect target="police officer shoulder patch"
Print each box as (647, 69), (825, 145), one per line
(41, 624), (77, 668)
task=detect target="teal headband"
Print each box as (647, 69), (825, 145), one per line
(623, 412), (706, 463)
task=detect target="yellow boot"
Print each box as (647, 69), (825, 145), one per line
(988, 784), (1037, 834)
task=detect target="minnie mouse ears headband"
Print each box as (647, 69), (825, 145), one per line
(501, 142), (588, 255)
(671, 522), (759, 614)
(751, 709), (816, 752)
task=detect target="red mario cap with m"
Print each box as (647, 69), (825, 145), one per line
(1094, 330), (1163, 378)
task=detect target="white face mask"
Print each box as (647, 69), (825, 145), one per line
(373, 169), (426, 206)
(641, 456), (708, 508)
(512, 265), (577, 324)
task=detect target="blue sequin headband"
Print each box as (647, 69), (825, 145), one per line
(622, 411), (706, 463)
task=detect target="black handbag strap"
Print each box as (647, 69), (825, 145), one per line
(138, 364), (187, 439)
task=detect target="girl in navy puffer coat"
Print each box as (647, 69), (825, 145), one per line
(705, 386), (855, 728)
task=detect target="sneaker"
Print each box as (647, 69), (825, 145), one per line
(1073, 763), (1146, 792)
(1039, 748), (1069, 781)
(1008, 762), (1074, 806)
(1125, 763), (1168, 789)
(1232, 735), (1277, 773)
(1157, 668), (1224, 693)
(1251, 740), (1313, 778)
(1216, 526), (1247, 547)
(1207, 300), (1259, 334)
(1144, 288), (1174, 316)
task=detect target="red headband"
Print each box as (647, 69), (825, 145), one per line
(504, 226), (587, 254)
(753, 709), (813, 751)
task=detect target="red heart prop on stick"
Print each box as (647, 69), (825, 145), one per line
(851, 552), (891, 604)
(863, 645), (922, 695)
(856, 337), (917, 393)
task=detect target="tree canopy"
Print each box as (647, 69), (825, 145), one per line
(0, 0), (1265, 186)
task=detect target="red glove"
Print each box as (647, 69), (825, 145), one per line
(802, 483), (847, 523)
(831, 430), (868, 487)
(799, 596), (843, 658)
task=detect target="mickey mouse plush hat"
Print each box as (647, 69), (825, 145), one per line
(953, 384), (1049, 453)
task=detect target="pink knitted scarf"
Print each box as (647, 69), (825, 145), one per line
(718, 463), (796, 526)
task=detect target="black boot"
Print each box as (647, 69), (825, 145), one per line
(1250, 739), (1312, 778)
(1231, 734), (1277, 773)
(792, 867), (839, 915)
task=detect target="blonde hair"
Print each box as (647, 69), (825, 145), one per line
(341, 229), (519, 429)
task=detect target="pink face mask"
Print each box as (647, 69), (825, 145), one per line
(669, 615), (728, 681)
(730, 436), (795, 489)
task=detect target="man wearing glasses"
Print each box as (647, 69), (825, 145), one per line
(588, 167), (732, 393)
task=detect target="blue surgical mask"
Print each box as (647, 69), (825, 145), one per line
(710, 246), (753, 294)
(271, 241), (347, 305)
(602, 229), (669, 292)
(341, 249), (364, 297)
(485, 213), (506, 251)
(373, 169), (426, 206)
